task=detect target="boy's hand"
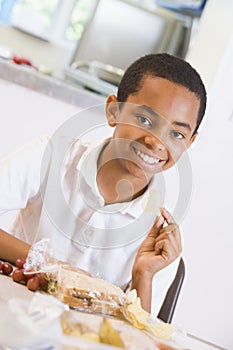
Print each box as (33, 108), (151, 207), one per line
(133, 208), (182, 279)
(131, 208), (182, 311)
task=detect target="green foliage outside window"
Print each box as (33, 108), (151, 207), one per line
(66, 0), (93, 42)
(18, 0), (59, 17)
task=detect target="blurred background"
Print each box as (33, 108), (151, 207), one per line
(0, 0), (207, 93)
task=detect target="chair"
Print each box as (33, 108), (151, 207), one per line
(157, 257), (185, 323)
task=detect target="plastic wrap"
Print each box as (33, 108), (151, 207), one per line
(24, 239), (126, 318)
(50, 264), (126, 318)
(23, 239), (183, 345)
(24, 238), (58, 273)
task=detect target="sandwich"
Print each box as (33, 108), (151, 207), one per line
(49, 264), (126, 317)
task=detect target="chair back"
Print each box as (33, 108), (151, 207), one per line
(157, 257), (185, 323)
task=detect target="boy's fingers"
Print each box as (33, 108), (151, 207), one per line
(161, 208), (175, 224)
(156, 215), (165, 227)
(159, 223), (178, 235)
(148, 215), (164, 238)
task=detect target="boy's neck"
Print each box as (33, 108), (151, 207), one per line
(96, 141), (149, 205)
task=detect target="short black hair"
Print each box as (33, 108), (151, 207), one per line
(117, 53), (207, 135)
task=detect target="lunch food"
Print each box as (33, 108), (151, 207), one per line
(0, 260), (14, 275)
(99, 317), (125, 347)
(9, 254), (125, 316)
(124, 289), (173, 340)
(54, 268), (173, 341)
(60, 309), (165, 349)
(48, 264), (126, 318)
(61, 313), (125, 348)
(0, 257), (49, 292)
(9, 256), (173, 341)
(60, 307), (176, 349)
(15, 258), (26, 269)
(6, 240), (174, 346)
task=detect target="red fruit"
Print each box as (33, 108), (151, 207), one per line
(2, 262), (13, 275)
(15, 258), (26, 269)
(37, 273), (48, 290)
(12, 269), (27, 283)
(0, 261), (3, 271)
(23, 271), (35, 280)
(27, 276), (39, 291)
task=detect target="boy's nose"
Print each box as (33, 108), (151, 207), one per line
(144, 134), (166, 151)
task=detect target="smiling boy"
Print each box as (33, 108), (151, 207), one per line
(0, 53), (206, 316)
(94, 54), (205, 311)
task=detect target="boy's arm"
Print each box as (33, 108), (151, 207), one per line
(131, 208), (182, 313)
(0, 228), (31, 264)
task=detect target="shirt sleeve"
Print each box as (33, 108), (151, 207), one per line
(0, 136), (50, 215)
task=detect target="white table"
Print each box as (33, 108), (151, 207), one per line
(0, 273), (227, 350)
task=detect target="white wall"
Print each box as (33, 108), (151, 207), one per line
(173, 1), (233, 349)
(186, 0), (233, 91)
(0, 79), (78, 230)
(0, 79), (79, 158)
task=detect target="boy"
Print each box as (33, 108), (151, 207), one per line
(0, 53), (206, 316)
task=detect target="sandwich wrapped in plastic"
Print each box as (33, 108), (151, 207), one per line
(52, 264), (126, 318)
(24, 239), (126, 317)
(23, 239), (175, 342)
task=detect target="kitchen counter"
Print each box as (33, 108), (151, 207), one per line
(0, 58), (106, 108)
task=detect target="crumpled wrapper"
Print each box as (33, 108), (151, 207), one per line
(4, 293), (65, 349)
(24, 238), (58, 273)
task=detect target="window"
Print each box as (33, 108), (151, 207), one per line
(0, 0), (94, 50)
(0, 0), (157, 50)
(10, 0), (60, 38)
(66, 0), (95, 42)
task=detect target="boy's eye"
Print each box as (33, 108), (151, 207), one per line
(136, 115), (152, 126)
(171, 130), (185, 139)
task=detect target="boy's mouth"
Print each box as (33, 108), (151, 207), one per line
(132, 146), (162, 165)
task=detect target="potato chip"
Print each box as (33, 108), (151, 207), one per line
(123, 290), (149, 329)
(125, 289), (137, 304)
(124, 301), (149, 329)
(123, 289), (173, 341)
(80, 332), (100, 342)
(147, 322), (173, 340)
(99, 317), (125, 348)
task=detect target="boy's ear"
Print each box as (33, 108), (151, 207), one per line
(191, 132), (198, 143)
(106, 94), (119, 127)
(189, 132), (198, 147)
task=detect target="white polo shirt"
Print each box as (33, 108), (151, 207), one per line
(0, 135), (179, 317)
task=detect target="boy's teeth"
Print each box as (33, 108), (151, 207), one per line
(135, 149), (159, 164)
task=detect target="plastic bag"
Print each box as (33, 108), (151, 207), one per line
(24, 239), (126, 317)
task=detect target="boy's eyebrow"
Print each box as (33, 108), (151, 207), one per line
(137, 105), (160, 118)
(173, 121), (192, 131)
(136, 105), (192, 131)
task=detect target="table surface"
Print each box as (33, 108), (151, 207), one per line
(0, 273), (227, 350)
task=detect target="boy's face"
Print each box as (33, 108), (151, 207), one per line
(106, 76), (200, 181)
